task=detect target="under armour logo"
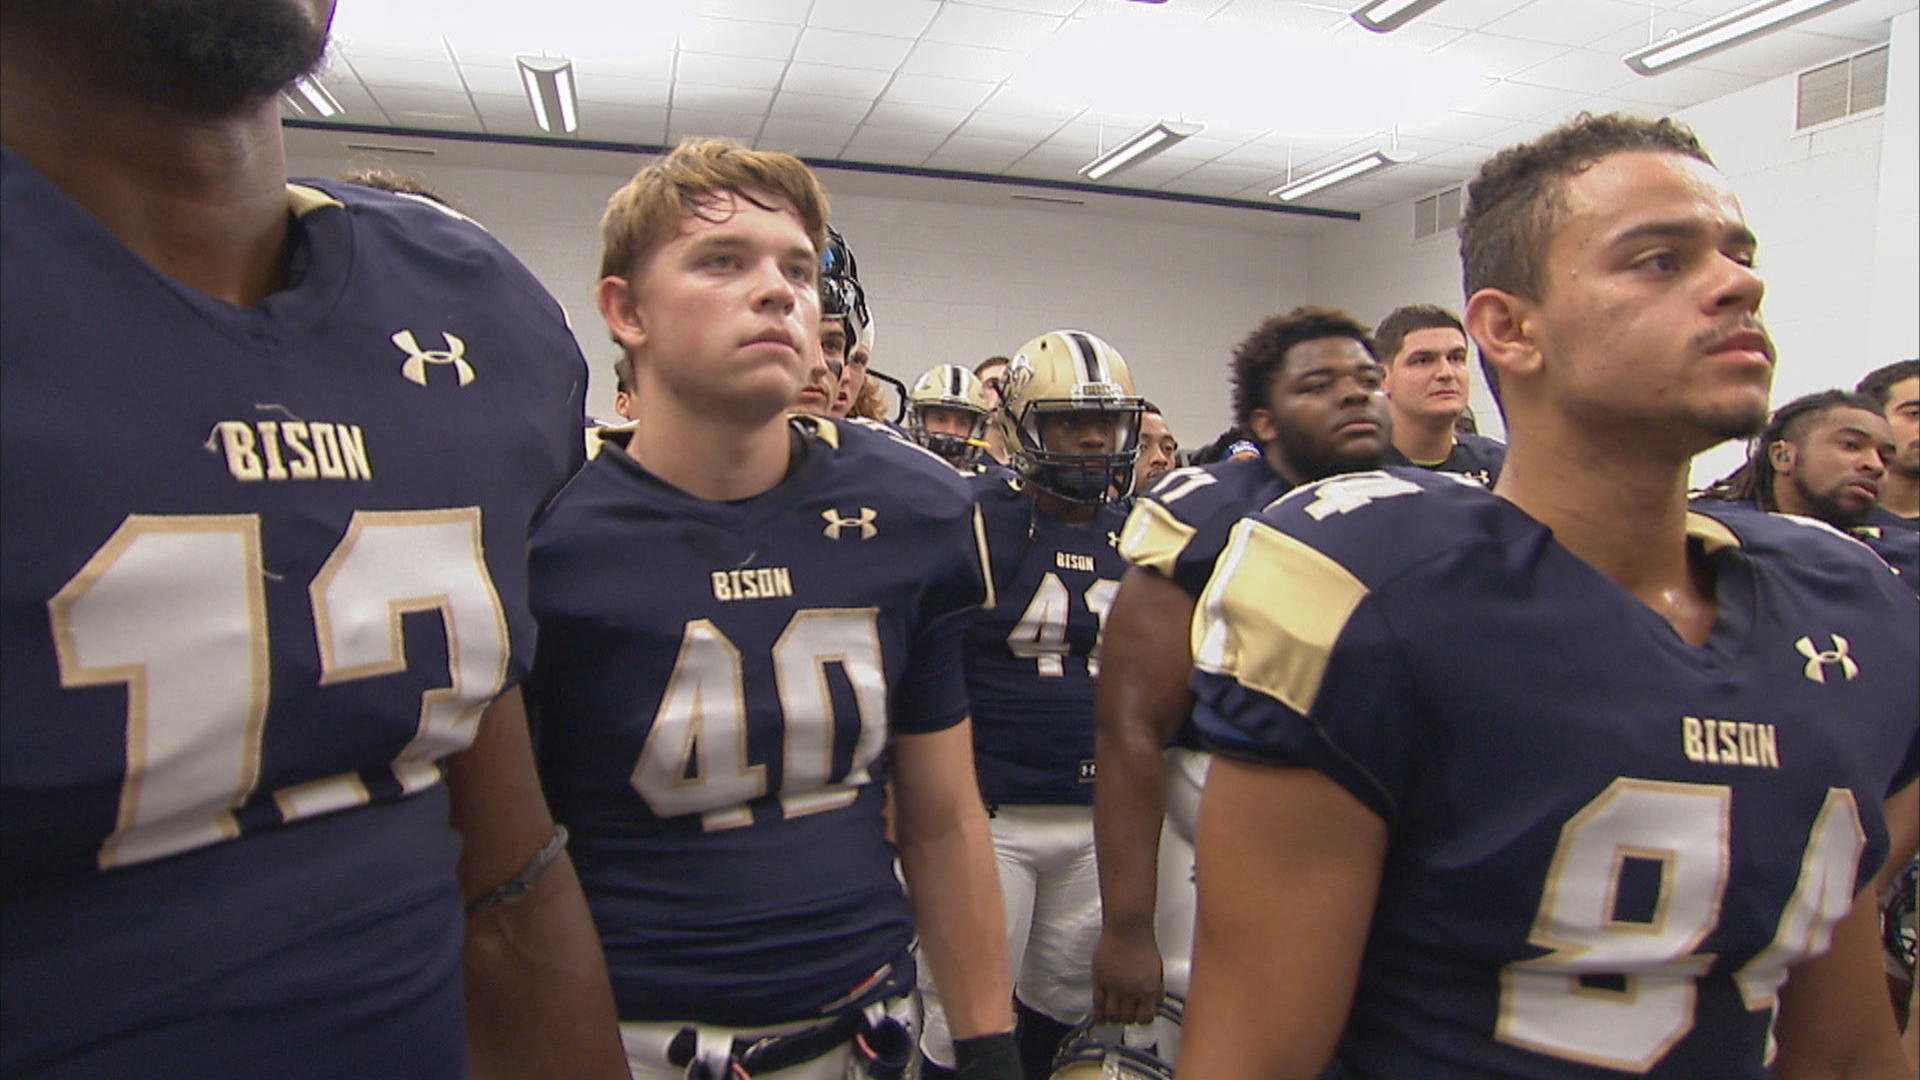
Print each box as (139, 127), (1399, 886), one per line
(393, 330), (475, 387)
(821, 507), (878, 540)
(1107, 531), (1120, 549)
(1795, 634), (1858, 683)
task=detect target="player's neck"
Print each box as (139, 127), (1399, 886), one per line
(1880, 469), (1920, 520)
(1496, 434), (1716, 646)
(1031, 488), (1096, 524)
(0, 33), (294, 308)
(1389, 412), (1455, 464)
(624, 402), (793, 502)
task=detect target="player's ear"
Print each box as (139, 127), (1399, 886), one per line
(596, 275), (646, 352)
(1246, 409), (1279, 445)
(1768, 439), (1796, 472)
(1464, 287), (1540, 385)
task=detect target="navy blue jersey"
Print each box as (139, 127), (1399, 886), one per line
(1118, 458), (1296, 597)
(1383, 431), (1506, 485)
(1850, 519), (1920, 595)
(964, 476), (1131, 805)
(1192, 471), (1919, 1079)
(528, 417), (987, 1027)
(1, 155), (587, 1077)
(1867, 504), (1920, 533)
(1116, 458), (1297, 751)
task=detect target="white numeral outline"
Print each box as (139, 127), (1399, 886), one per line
(1005, 571), (1119, 677)
(632, 608), (887, 831)
(49, 510), (506, 868)
(1497, 778), (1866, 1071)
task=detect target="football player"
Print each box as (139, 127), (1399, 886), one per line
(906, 363), (994, 470)
(918, 331), (1143, 1080)
(1374, 303), (1507, 484)
(1700, 390), (1918, 591)
(820, 226), (880, 421)
(1857, 360), (1919, 531)
(1132, 404), (1180, 495)
(1179, 112), (1919, 1079)
(976, 356), (1015, 466)
(530, 137), (1018, 1080)
(0, 2), (626, 1077)
(1091, 307), (1391, 1057)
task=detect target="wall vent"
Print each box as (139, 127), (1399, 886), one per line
(1796, 45), (1889, 130)
(1414, 185), (1462, 240)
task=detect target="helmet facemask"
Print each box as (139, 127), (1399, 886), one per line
(1008, 400), (1143, 503)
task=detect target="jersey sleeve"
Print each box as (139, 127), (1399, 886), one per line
(891, 450), (993, 737)
(1187, 499), (1431, 822)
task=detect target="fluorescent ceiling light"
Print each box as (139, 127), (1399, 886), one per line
(280, 74), (342, 118)
(1350, 0), (1450, 33)
(1079, 121), (1203, 181)
(1624, 0), (1862, 75)
(1269, 147), (1411, 202)
(517, 56), (579, 134)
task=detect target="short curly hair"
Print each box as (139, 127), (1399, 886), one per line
(1229, 306), (1374, 429)
(1459, 112), (1712, 302)
(1856, 360), (1919, 407)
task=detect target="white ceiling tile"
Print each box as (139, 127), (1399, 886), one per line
(794, 28), (918, 69)
(1007, 143), (1099, 175)
(1210, 140), (1299, 170)
(677, 17), (804, 60)
(1504, 47), (1637, 93)
(1457, 79), (1593, 122)
(923, 4), (1069, 51)
(1481, 0), (1652, 49)
(371, 86), (474, 116)
(1102, 156), (1200, 186)
(1399, 108), (1521, 146)
(844, 126), (949, 160)
(901, 40), (1022, 81)
(470, 91), (544, 134)
(1323, 16), (1467, 52)
(1211, 0), (1349, 32)
(864, 101), (971, 131)
(780, 63), (895, 98)
(576, 101), (672, 143)
(451, 62), (523, 97)
(1156, 175), (1260, 198)
(696, 0), (811, 22)
(1584, 10), (1721, 56)
(1150, 133), (1242, 162)
(955, 110), (1069, 141)
(328, 36), (447, 66)
(675, 52), (789, 89)
(673, 83), (777, 113)
(975, 83), (1087, 121)
(343, 55), (466, 94)
(771, 91), (877, 123)
(667, 109), (769, 141)
(1417, 0), (1544, 31)
(927, 134), (1034, 168)
(1606, 63), (1763, 108)
(1431, 30), (1571, 78)
(577, 74), (675, 105)
(757, 119), (859, 156)
(808, 0), (943, 38)
(954, 0), (1085, 15)
(882, 73), (999, 110)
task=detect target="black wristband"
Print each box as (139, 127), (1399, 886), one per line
(953, 1031), (1020, 1080)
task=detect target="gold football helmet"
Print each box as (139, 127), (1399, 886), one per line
(905, 364), (992, 466)
(997, 330), (1144, 503)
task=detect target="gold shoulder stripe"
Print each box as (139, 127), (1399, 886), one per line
(972, 504), (997, 610)
(1684, 512), (1742, 554)
(787, 412), (841, 449)
(1117, 499), (1197, 576)
(286, 184), (345, 217)
(1192, 519), (1369, 718)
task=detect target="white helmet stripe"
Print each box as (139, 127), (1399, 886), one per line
(1065, 330), (1107, 386)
